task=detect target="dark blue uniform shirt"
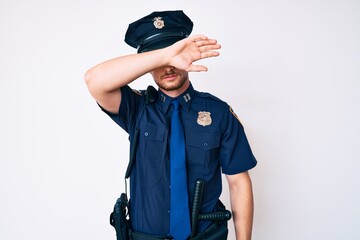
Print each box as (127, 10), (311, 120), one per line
(100, 83), (257, 236)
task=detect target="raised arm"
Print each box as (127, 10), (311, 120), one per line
(84, 35), (221, 113)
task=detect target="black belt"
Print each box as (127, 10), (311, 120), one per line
(130, 222), (227, 240)
(130, 230), (173, 240)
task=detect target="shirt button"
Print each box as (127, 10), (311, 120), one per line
(144, 132), (149, 136)
(204, 143), (208, 147)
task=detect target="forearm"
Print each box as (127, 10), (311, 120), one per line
(227, 172), (254, 240)
(85, 49), (168, 94)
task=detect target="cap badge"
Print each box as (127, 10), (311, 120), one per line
(153, 17), (165, 29)
(197, 111), (212, 127)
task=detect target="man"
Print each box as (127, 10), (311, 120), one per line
(85, 10), (257, 240)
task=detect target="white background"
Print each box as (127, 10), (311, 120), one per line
(1, 0), (359, 239)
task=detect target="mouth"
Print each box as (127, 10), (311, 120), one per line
(162, 74), (178, 81)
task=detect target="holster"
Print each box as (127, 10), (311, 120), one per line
(189, 200), (229, 240)
(110, 193), (131, 240)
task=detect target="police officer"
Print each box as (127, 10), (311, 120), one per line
(85, 10), (257, 240)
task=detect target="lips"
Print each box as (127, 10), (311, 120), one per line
(162, 74), (178, 80)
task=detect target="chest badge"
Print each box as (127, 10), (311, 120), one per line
(197, 111), (212, 126)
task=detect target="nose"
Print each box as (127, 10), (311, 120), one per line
(164, 66), (175, 72)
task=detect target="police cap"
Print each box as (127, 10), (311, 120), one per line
(124, 10), (193, 53)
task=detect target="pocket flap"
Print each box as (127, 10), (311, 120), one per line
(142, 125), (165, 141)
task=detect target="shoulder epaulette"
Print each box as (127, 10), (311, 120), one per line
(197, 91), (223, 103)
(229, 106), (242, 124)
(131, 89), (144, 96)
(131, 86), (158, 103)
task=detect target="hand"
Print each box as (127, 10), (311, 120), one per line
(166, 34), (221, 72)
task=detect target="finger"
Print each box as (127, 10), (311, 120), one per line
(195, 38), (219, 47)
(186, 64), (208, 72)
(200, 50), (220, 60)
(199, 44), (222, 52)
(190, 34), (209, 42)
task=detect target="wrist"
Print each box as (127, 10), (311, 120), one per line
(156, 45), (174, 67)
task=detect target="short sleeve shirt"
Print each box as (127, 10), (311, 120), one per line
(100, 83), (257, 236)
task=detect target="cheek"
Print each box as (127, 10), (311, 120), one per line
(150, 71), (161, 79)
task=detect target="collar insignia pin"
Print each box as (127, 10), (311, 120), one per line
(197, 111), (212, 126)
(153, 17), (165, 29)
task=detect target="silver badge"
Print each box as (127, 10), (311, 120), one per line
(197, 111), (212, 126)
(153, 17), (165, 29)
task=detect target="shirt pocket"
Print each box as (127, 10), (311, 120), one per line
(186, 132), (221, 182)
(137, 124), (166, 188)
(142, 125), (165, 141)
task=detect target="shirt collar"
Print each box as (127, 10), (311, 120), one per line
(158, 82), (195, 113)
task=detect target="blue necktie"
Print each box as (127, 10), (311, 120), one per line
(169, 100), (191, 240)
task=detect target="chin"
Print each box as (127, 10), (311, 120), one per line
(160, 80), (185, 91)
